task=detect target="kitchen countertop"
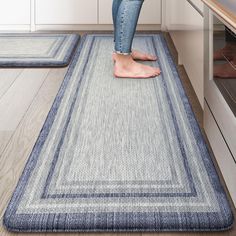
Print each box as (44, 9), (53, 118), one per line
(202, 0), (236, 29)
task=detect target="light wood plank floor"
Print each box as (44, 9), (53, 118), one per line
(0, 31), (235, 235)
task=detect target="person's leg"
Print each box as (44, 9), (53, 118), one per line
(112, 0), (122, 43)
(113, 0), (160, 78)
(114, 0), (143, 54)
(112, 0), (156, 61)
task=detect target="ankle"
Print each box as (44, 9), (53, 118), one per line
(113, 53), (132, 60)
(113, 53), (134, 67)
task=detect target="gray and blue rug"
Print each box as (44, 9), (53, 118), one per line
(3, 34), (234, 232)
(0, 33), (80, 67)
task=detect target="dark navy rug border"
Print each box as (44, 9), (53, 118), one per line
(0, 34), (80, 68)
(3, 34), (234, 232)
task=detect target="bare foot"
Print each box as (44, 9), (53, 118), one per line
(112, 50), (157, 62)
(113, 53), (161, 79)
(214, 43), (236, 61)
(214, 61), (236, 78)
(131, 50), (157, 61)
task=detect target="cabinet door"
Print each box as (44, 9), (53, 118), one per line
(36, 0), (97, 24)
(166, 0), (203, 30)
(0, 0), (30, 24)
(99, 0), (161, 24)
(166, 0), (204, 107)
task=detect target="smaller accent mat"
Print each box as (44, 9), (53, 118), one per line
(0, 33), (80, 67)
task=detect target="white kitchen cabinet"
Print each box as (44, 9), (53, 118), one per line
(0, 0), (30, 25)
(99, 0), (161, 24)
(203, 8), (236, 206)
(0, 0), (161, 31)
(204, 101), (236, 205)
(166, 0), (204, 107)
(166, 0), (203, 30)
(35, 0), (98, 24)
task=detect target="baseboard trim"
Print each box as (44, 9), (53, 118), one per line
(34, 24), (161, 32)
(0, 24), (161, 32)
(0, 25), (30, 32)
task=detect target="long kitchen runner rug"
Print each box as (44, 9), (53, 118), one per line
(3, 34), (234, 232)
(0, 33), (80, 67)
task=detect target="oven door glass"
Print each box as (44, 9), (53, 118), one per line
(213, 15), (236, 116)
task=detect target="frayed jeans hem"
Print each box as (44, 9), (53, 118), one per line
(114, 50), (132, 56)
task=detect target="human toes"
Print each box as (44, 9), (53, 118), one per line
(147, 54), (157, 61)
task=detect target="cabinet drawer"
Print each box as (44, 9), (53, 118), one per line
(35, 0), (97, 24)
(205, 74), (236, 159)
(99, 0), (161, 24)
(0, 0), (30, 25)
(204, 101), (236, 206)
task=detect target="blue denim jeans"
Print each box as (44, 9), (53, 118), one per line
(112, 0), (144, 55)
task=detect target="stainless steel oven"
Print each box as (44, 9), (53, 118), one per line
(204, 6), (236, 206)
